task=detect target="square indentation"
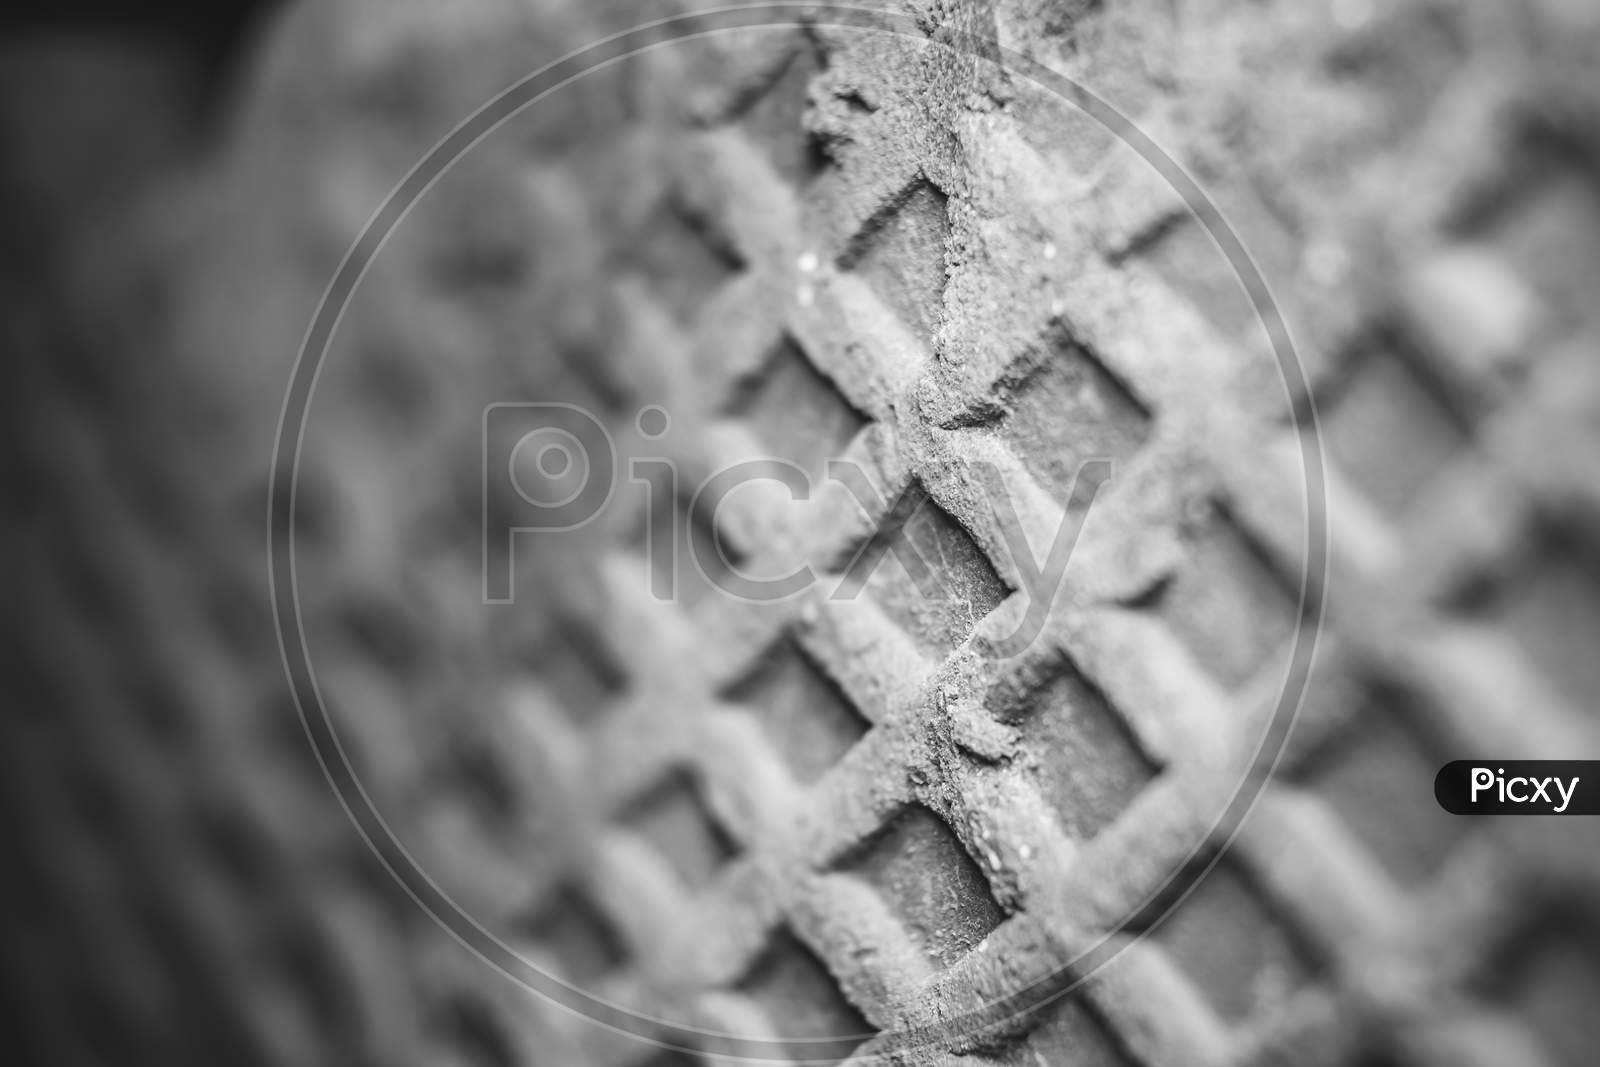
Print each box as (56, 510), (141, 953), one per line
(622, 770), (739, 891)
(733, 38), (830, 186)
(513, 883), (627, 984)
(853, 482), (1009, 657)
(628, 491), (740, 610)
(435, 996), (518, 1067)
(1490, 920), (1600, 1067)
(1150, 861), (1315, 1025)
(1483, 167), (1600, 328)
(624, 200), (743, 324)
(1002, 334), (1151, 507)
(420, 175), (531, 294)
(1297, 686), (1468, 884)
(1140, 214), (1263, 339)
(1019, 992), (1140, 1067)
(723, 636), (870, 784)
(837, 804), (1005, 969)
(738, 928), (876, 1055)
(526, 620), (627, 722)
(1153, 508), (1298, 689)
(839, 179), (950, 346)
(1457, 525), (1600, 712)
(442, 731), (522, 825)
(726, 336), (867, 476)
(1005, 661), (1158, 841)
(1321, 335), (1470, 514)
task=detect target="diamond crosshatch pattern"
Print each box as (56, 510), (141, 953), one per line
(9, 3), (1600, 1067)
(411, 7), (1600, 1067)
(300, 4), (1600, 1065)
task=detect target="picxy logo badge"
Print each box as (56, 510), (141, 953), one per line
(1436, 760), (1598, 815)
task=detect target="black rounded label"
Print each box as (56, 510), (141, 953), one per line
(1435, 761), (1600, 815)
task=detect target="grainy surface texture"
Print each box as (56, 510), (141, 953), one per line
(4, 1), (1600, 1066)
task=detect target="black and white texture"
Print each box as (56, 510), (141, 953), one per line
(4, 2), (1600, 1065)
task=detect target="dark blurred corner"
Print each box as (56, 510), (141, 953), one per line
(0, 4), (280, 1065)
(0, 2), (277, 261)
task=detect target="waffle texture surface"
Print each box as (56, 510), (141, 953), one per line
(6, 2), (1600, 1066)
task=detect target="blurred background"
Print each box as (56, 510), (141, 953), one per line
(4, 2), (1600, 1066)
